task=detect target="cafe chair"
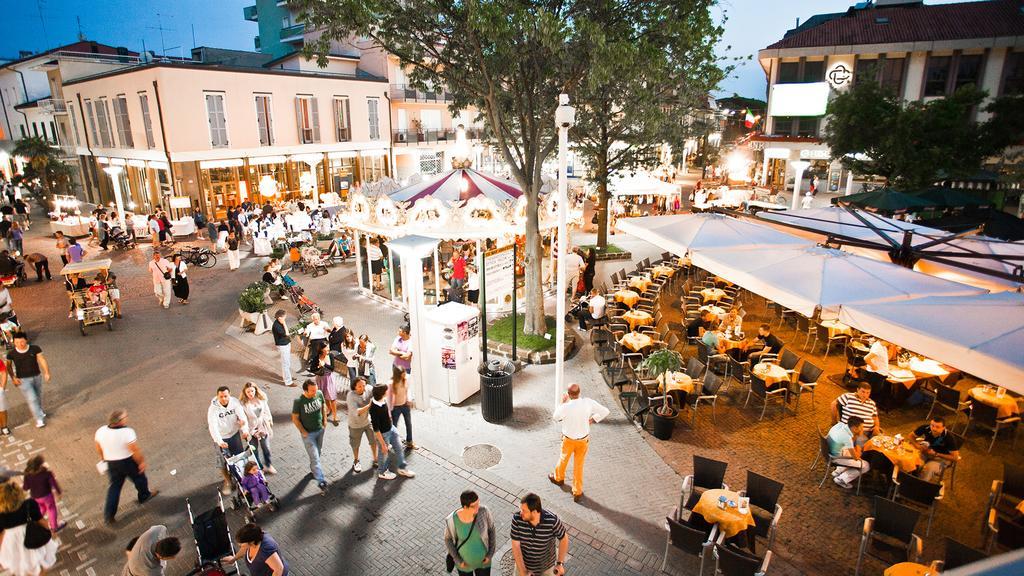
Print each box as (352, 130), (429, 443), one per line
(941, 537), (987, 571)
(698, 342), (729, 377)
(964, 401), (1021, 453)
(665, 333), (682, 354)
(727, 356), (751, 396)
(816, 324), (849, 357)
(740, 471), (784, 552)
(602, 354), (634, 391)
(796, 316), (816, 351)
(925, 384), (971, 432)
(777, 349), (800, 374)
(861, 450), (897, 498)
(662, 510), (720, 575)
(712, 543), (772, 576)
(984, 506), (1024, 553)
(812, 431), (864, 495)
(682, 455), (729, 511)
(595, 341), (621, 368)
(685, 357), (707, 382)
(988, 463), (1024, 525)
(692, 372), (725, 427)
(590, 327), (613, 348)
(855, 497), (923, 576)
(744, 372), (787, 421)
(792, 361), (823, 414)
(944, 432), (965, 493)
(891, 472), (943, 535)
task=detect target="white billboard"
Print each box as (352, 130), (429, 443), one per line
(768, 82), (830, 117)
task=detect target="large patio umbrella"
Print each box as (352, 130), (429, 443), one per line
(690, 244), (987, 320)
(911, 186), (988, 208)
(839, 292), (1024, 391)
(615, 213), (809, 256)
(835, 187), (933, 212)
(758, 206), (940, 246)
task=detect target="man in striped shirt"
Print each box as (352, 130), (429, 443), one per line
(830, 382), (883, 446)
(510, 493), (568, 576)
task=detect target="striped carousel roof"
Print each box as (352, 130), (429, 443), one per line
(387, 169), (523, 204)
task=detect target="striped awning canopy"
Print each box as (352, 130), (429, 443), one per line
(387, 169), (523, 204)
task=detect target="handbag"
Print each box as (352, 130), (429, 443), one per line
(24, 503), (52, 549)
(445, 511), (476, 572)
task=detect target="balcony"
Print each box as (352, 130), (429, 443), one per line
(254, 36), (261, 51)
(38, 98), (67, 115)
(280, 23), (305, 42)
(392, 127), (484, 146)
(390, 84), (453, 103)
(243, 5), (258, 21)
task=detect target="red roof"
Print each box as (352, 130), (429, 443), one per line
(766, 0), (1024, 50)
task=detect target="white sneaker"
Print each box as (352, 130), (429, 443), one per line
(35, 419), (45, 428)
(396, 468), (416, 478)
(378, 471), (396, 480)
(833, 476), (852, 490)
(353, 461), (363, 473)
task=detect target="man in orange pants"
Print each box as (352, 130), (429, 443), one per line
(548, 384), (609, 503)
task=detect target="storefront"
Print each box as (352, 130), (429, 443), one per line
(324, 152), (357, 199)
(199, 159), (246, 221)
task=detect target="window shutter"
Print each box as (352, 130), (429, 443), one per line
(206, 95), (217, 146)
(256, 97), (268, 145)
(310, 97), (320, 143)
(344, 98), (351, 140)
(294, 97), (304, 142)
(265, 98), (273, 144)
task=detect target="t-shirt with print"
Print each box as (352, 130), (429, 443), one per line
(292, 391), (325, 432)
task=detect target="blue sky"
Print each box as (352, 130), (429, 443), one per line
(2, 0), (966, 100)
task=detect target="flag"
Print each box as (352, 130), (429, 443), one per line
(744, 109), (756, 129)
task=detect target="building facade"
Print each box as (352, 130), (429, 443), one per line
(755, 0), (1024, 193)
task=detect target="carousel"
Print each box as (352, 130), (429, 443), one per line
(343, 155), (580, 308)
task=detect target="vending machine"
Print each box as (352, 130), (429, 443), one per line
(422, 302), (482, 405)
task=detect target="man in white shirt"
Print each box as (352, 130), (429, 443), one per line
(94, 409), (157, 524)
(576, 288), (606, 330)
(862, 337), (891, 405)
(548, 384), (610, 503)
(563, 248), (585, 299)
(147, 251), (174, 309)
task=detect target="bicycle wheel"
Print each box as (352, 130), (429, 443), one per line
(199, 252), (217, 268)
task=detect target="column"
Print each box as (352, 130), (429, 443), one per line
(790, 160), (809, 210)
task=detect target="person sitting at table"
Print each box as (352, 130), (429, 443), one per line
(826, 415), (871, 490)
(720, 309), (743, 334)
(747, 324), (783, 365)
(913, 416), (960, 483)
(686, 310), (715, 339)
(830, 382), (882, 446)
(700, 330), (730, 371)
(575, 288), (606, 330)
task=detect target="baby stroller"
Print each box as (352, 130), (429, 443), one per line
(324, 239), (347, 264)
(285, 282), (322, 317)
(108, 226), (137, 250)
(185, 494), (238, 575)
(300, 245), (330, 277)
(224, 446), (279, 524)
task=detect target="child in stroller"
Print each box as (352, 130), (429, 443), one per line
(300, 245), (330, 277)
(225, 448), (278, 521)
(108, 226), (137, 250)
(240, 462), (271, 509)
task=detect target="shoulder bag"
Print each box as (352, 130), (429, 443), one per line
(446, 511), (476, 572)
(24, 502), (52, 549)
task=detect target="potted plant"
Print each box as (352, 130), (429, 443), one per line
(640, 348), (684, 440)
(238, 281), (271, 333)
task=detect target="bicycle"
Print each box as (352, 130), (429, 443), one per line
(180, 246), (217, 268)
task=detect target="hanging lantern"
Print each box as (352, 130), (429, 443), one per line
(259, 174), (279, 198)
(299, 171), (316, 196)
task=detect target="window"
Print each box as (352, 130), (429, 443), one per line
(50, 121), (58, 144)
(771, 117), (795, 136)
(32, 123), (39, 138)
(139, 93), (155, 148)
(1003, 51), (1024, 96)
(67, 102), (80, 146)
(19, 125), (26, 139)
(777, 62), (799, 84)
(797, 117), (819, 137)
(954, 54), (983, 91)
(294, 96), (320, 144)
(367, 97), (380, 140)
(333, 97), (351, 142)
(255, 94), (274, 146)
(111, 95), (134, 148)
(205, 93), (229, 148)
(802, 60), (824, 83)
(361, 152), (387, 182)
(95, 98), (113, 147)
(854, 59), (880, 86)
(924, 56), (952, 97)
(880, 58), (905, 94)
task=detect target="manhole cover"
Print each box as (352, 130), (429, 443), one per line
(462, 444), (502, 469)
(499, 548), (515, 576)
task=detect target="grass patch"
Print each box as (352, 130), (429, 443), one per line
(578, 243), (626, 254)
(487, 314), (558, 352)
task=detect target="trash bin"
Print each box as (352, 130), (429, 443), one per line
(479, 359), (514, 423)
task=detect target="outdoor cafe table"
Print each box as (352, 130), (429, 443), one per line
(651, 265), (675, 279)
(678, 256), (691, 268)
(884, 563), (931, 576)
(863, 435), (924, 474)
(720, 336), (746, 353)
(887, 366), (917, 388)
(629, 276), (653, 293)
(819, 319), (853, 339)
(699, 305), (726, 319)
(700, 287), (726, 303)
(658, 371), (694, 395)
(712, 276), (734, 287)
(968, 386), (1021, 419)
(622, 309), (653, 331)
(692, 489), (756, 539)
(753, 362), (790, 388)
(614, 289), (641, 308)
(908, 357), (953, 382)
(620, 332), (653, 353)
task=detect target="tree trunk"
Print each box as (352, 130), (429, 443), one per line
(522, 182), (546, 336)
(596, 178), (609, 249)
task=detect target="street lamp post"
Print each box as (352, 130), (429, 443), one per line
(102, 166), (128, 231)
(790, 160), (810, 210)
(554, 94), (575, 407)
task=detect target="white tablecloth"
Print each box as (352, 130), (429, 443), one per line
(49, 218), (92, 237)
(170, 218), (196, 237)
(253, 237), (273, 256)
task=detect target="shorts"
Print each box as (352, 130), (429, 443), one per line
(109, 288), (121, 300)
(0, 388), (6, 411)
(371, 260), (383, 275)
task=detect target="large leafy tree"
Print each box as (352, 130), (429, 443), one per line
(572, 1), (725, 249)
(12, 136), (69, 197)
(295, 0), (604, 334)
(823, 82), (1020, 190)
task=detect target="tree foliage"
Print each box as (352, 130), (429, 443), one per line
(823, 82), (1022, 190)
(12, 136), (70, 197)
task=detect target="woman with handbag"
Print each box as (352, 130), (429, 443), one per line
(443, 490), (495, 576)
(313, 346), (340, 427)
(357, 334), (377, 387)
(171, 254), (189, 305)
(0, 481), (59, 575)
(239, 383), (276, 475)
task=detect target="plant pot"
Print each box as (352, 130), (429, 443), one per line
(238, 309), (271, 334)
(651, 407), (678, 440)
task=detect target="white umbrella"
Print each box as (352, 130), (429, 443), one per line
(839, 292), (1024, 391)
(758, 206), (940, 244)
(615, 213), (809, 256)
(691, 245), (988, 319)
(606, 172), (680, 197)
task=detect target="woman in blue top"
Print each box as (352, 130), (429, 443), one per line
(225, 523), (288, 576)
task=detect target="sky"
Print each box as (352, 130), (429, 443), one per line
(1, 0), (967, 101)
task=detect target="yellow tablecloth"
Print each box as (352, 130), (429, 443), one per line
(622, 310), (653, 331)
(712, 276), (734, 287)
(1017, 500), (1024, 515)
(620, 332), (653, 352)
(692, 489), (756, 539)
(864, 435), (924, 473)
(678, 256), (691, 267)
(887, 367), (917, 389)
(629, 276), (653, 293)
(969, 386), (1021, 419)
(721, 337), (746, 352)
(753, 363), (789, 387)
(658, 372), (694, 394)
(614, 289), (640, 308)
(651, 265), (675, 279)
(819, 319), (853, 339)
(700, 288), (726, 303)
(884, 563), (931, 576)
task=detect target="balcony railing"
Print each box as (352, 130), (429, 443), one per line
(390, 84), (453, 103)
(243, 5), (258, 21)
(280, 23), (305, 41)
(392, 127), (485, 146)
(38, 98), (67, 115)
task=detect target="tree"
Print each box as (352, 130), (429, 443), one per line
(294, 0), (599, 334)
(12, 136), (68, 198)
(823, 82), (1016, 190)
(572, 1), (725, 249)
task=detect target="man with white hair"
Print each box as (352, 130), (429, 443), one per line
(147, 251), (173, 309)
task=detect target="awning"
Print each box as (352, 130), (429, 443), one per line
(835, 187), (933, 213)
(839, 292), (1024, 391)
(615, 213), (809, 256)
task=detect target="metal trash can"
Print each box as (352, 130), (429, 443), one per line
(479, 359), (514, 423)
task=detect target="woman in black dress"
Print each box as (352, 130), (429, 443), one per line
(171, 253), (189, 304)
(582, 248), (597, 294)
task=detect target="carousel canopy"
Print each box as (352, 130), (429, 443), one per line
(388, 168), (523, 203)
